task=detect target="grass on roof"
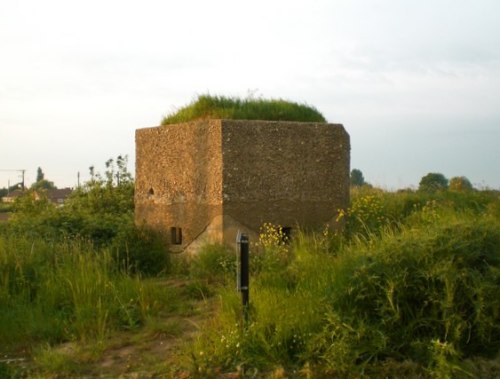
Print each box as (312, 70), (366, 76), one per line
(160, 95), (327, 125)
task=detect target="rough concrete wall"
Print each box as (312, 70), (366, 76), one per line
(135, 120), (223, 250)
(221, 120), (350, 240)
(135, 119), (350, 251)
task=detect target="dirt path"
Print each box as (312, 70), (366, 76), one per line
(82, 281), (215, 378)
(85, 315), (203, 378)
(1, 279), (216, 378)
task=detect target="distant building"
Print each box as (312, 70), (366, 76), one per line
(2, 189), (24, 203)
(46, 188), (73, 205)
(2, 188), (73, 205)
(135, 119), (350, 252)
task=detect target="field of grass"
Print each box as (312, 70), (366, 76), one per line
(1, 186), (500, 378)
(161, 95), (327, 125)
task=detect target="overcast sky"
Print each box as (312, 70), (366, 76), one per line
(1, 0), (499, 190)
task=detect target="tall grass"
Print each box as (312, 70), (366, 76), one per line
(161, 95), (326, 125)
(0, 236), (176, 351)
(187, 192), (500, 378)
(308, 216), (500, 376)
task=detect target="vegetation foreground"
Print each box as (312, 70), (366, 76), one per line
(1, 171), (500, 377)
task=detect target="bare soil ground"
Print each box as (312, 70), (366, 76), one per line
(82, 280), (215, 378)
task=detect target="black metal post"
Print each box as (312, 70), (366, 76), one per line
(237, 233), (250, 322)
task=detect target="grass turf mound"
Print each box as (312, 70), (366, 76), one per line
(161, 95), (327, 125)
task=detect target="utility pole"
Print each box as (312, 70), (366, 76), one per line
(20, 169), (25, 190)
(0, 169), (26, 190)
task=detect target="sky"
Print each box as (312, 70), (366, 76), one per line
(1, 0), (499, 190)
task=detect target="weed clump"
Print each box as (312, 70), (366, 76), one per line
(161, 94), (326, 125)
(189, 243), (236, 286)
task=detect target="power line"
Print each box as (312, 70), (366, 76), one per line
(0, 169), (26, 190)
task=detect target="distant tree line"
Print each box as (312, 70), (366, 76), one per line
(350, 169), (475, 193)
(418, 172), (473, 193)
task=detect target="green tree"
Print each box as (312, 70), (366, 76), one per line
(31, 179), (56, 191)
(12, 189), (54, 215)
(66, 155), (134, 215)
(31, 167), (56, 190)
(418, 172), (448, 193)
(36, 167), (44, 182)
(449, 176), (473, 192)
(350, 169), (366, 187)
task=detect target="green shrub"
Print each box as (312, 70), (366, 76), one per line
(111, 221), (169, 276)
(419, 172), (449, 193)
(5, 157), (135, 247)
(189, 244), (236, 286)
(449, 176), (474, 192)
(2, 157), (173, 276)
(346, 187), (500, 236)
(338, 192), (389, 237)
